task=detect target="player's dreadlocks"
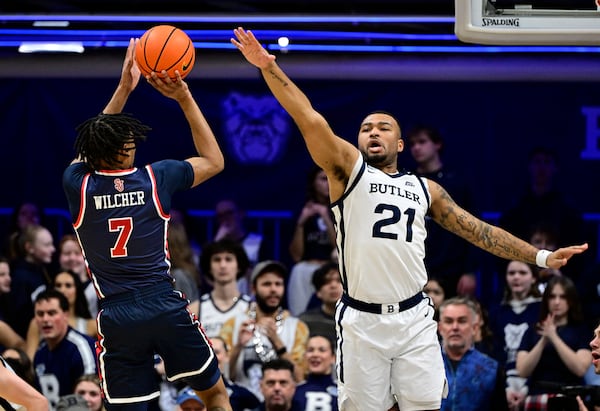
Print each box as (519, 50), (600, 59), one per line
(74, 113), (151, 170)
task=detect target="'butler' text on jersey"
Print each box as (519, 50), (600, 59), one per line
(331, 158), (431, 303)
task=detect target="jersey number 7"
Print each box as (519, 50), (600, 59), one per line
(108, 217), (133, 258)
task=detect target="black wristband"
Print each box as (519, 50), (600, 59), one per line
(276, 346), (287, 356)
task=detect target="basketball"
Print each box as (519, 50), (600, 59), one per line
(135, 25), (195, 80)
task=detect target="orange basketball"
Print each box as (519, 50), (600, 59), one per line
(135, 25), (195, 80)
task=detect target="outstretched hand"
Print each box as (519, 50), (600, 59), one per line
(119, 38), (141, 93)
(547, 243), (588, 269)
(231, 27), (276, 69)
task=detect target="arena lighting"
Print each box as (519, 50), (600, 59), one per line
(0, 14), (456, 24)
(1, 13), (599, 54)
(32, 21), (70, 27)
(18, 41), (84, 53)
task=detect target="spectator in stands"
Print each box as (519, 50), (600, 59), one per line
(423, 276), (446, 321)
(0, 256), (11, 319)
(168, 221), (201, 316)
(56, 394), (88, 411)
(577, 261), (600, 338)
(408, 125), (478, 298)
(199, 239), (251, 338)
(3, 202), (43, 261)
(292, 334), (338, 410)
(211, 336), (260, 411)
(516, 276), (591, 410)
(526, 224), (563, 294)
(220, 260), (309, 399)
(287, 166), (336, 316)
(253, 359), (298, 411)
(472, 296), (495, 358)
(438, 297), (509, 411)
(58, 234), (97, 317)
(175, 387), (206, 411)
(298, 261), (342, 344)
(73, 374), (105, 411)
(488, 260), (542, 411)
(7, 224), (55, 338)
(0, 257), (25, 351)
(31, 289), (96, 409)
(213, 199), (271, 295)
(499, 146), (588, 280)
(26, 270), (96, 360)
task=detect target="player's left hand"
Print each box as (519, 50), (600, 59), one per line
(547, 243), (588, 269)
(147, 70), (190, 102)
(231, 27), (276, 70)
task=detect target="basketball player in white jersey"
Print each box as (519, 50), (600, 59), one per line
(232, 28), (589, 411)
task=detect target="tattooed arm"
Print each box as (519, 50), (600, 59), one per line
(427, 179), (587, 269)
(231, 27), (357, 202)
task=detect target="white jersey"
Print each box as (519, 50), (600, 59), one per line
(332, 156), (431, 303)
(199, 293), (251, 338)
(227, 312), (303, 400)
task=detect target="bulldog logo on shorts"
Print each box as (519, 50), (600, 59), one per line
(222, 92), (290, 165)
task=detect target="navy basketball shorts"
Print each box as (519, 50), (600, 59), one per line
(96, 281), (220, 404)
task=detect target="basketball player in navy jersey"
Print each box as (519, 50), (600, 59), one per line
(231, 28), (588, 411)
(62, 39), (232, 411)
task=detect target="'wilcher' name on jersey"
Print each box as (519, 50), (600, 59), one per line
(93, 191), (145, 210)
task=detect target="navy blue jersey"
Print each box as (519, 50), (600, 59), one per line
(488, 299), (541, 372)
(33, 327), (97, 408)
(292, 374), (338, 411)
(63, 160), (194, 298)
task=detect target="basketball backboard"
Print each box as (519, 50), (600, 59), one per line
(455, 0), (600, 44)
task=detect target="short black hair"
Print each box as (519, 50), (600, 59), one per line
(312, 261), (340, 290)
(35, 288), (69, 312)
(75, 113), (150, 170)
(406, 124), (444, 153)
(199, 239), (250, 281)
(262, 358), (295, 375)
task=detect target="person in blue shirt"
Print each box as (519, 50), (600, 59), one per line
(32, 289), (96, 410)
(62, 38), (231, 411)
(438, 297), (508, 411)
(293, 335), (338, 411)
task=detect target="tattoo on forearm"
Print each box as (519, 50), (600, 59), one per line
(434, 183), (535, 263)
(267, 69), (288, 87)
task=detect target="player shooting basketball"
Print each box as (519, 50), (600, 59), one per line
(231, 27), (588, 411)
(62, 38), (232, 411)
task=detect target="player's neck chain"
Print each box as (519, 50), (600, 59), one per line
(248, 302), (283, 363)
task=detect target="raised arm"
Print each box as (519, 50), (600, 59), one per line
(231, 27), (357, 200)
(71, 38), (141, 165)
(427, 179), (587, 268)
(103, 38), (141, 115)
(146, 70), (224, 187)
